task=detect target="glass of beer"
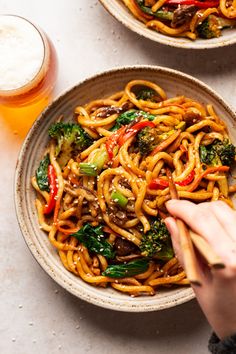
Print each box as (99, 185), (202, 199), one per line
(0, 15), (58, 136)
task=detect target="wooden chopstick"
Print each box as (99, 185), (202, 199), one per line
(189, 230), (225, 269)
(165, 168), (225, 280)
(165, 168), (202, 286)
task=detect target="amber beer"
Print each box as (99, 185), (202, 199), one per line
(0, 15), (58, 136)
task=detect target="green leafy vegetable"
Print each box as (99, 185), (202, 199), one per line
(36, 154), (50, 192)
(71, 224), (114, 259)
(136, 0), (174, 20)
(137, 121), (185, 156)
(111, 190), (128, 208)
(199, 140), (236, 167)
(102, 258), (149, 278)
(213, 141), (236, 166)
(48, 122), (93, 167)
(197, 15), (221, 39)
(199, 145), (217, 166)
(197, 15), (236, 39)
(140, 217), (174, 260)
(111, 110), (155, 131)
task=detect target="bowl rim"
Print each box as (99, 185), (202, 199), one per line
(99, 0), (236, 50)
(14, 65), (236, 312)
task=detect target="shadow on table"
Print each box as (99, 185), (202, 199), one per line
(135, 39), (236, 78)
(65, 292), (209, 341)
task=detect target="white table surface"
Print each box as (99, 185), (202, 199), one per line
(1, 1), (235, 353)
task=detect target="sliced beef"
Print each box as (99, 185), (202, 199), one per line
(96, 106), (123, 118)
(96, 102), (133, 118)
(108, 204), (128, 227)
(119, 178), (130, 189)
(183, 111), (203, 127)
(114, 238), (139, 256)
(171, 5), (197, 28)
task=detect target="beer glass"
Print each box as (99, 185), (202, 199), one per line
(0, 15), (58, 136)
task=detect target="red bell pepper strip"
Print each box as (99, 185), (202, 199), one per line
(105, 126), (127, 160)
(166, 0), (219, 8)
(148, 170), (195, 190)
(118, 121), (155, 147)
(148, 166), (229, 192)
(188, 166), (230, 192)
(149, 178), (169, 190)
(176, 170), (195, 186)
(44, 164), (58, 214)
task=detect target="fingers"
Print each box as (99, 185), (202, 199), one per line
(166, 200), (236, 266)
(165, 217), (183, 265)
(165, 216), (211, 287)
(200, 201), (236, 243)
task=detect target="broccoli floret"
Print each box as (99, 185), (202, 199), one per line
(213, 140), (236, 166)
(140, 217), (174, 260)
(197, 15), (221, 39)
(137, 126), (160, 156)
(200, 139), (236, 167)
(199, 145), (220, 166)
(111, 109), (155, 131)
(48, 122), (93, 167)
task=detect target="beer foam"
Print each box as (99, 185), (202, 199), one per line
(0, 15), (45, 90)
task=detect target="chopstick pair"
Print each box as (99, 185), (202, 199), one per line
(165, 168), (225, 286)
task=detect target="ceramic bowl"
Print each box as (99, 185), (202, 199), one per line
(99, 0), (236, 49)
(15, 66), (236, 312)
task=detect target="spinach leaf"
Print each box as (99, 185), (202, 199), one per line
(199, 145), (213, 165)
(102, 258), (149, 278)
(71, 224), (115, 259)
(111, 110), (155, 131)
(36, 154), (50, 192)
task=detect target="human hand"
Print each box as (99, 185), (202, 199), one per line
(165, 200), (236, 340)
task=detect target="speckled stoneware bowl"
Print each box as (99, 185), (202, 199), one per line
(15, 66), (236, 312)
(99, 0), (236, 49)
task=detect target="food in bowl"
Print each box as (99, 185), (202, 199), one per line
(31, 78), (236, 297)
(120, 0), (236, 40)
